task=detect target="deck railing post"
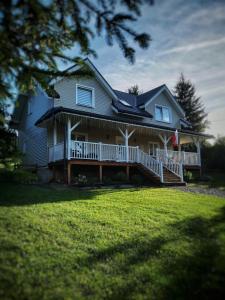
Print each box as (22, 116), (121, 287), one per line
(136, 146), (140, 163)
(160, 161), (164, 183)
(99, 142), (102, 161)
(179, 162), (183, 182)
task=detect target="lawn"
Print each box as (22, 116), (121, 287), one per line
(0, 183), (225, 300)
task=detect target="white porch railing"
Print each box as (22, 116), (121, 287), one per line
(139, 150), (163, 180)
(48, 141), (185, 183)
(156, 149), (200, 166)
(70, 141), (138, 162)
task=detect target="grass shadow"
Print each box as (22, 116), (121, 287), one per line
(76, 206), (225, 299)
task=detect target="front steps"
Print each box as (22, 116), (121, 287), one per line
(137, 164), (186, 186)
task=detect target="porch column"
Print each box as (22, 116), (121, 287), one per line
(158, 134), (171, 159)
(67, 161), (71, 185)
(119, 128), (135, 162)
(99, 165), (103, 183)
(192, 138), (201, 166)
(67, 119), (81, 159)
(67, 118), (71, 159)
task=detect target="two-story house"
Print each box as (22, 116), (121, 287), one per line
(11, 58), (211, 185)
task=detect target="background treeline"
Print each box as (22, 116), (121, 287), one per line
(202, 136), (225, 172)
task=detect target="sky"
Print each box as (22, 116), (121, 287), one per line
(82, 0), (225, 138)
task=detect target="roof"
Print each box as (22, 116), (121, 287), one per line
(112, 98), (152, 118)
(35, 106), (213, 138)
(136, 85), (165, 106)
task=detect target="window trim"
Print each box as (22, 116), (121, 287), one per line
(155, 104), (172, 124)
(148, 142), (160, 157)
(76, 84), (95, 108)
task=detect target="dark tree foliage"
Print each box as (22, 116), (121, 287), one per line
(0, 0), (153, 101)
(202, 136), (225, 171)
(174, 74), (208, 132)
(0, 104), (20, 167)
(127, 84), (142, 95)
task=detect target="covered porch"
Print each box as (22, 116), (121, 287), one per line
(36, 108), (207, 184)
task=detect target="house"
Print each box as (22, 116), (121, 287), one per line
(11, 58), (211, 185)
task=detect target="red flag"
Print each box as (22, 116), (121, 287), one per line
(171, 130), (178, 147)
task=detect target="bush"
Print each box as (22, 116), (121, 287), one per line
(0, 169), (38, 184)
(112, 171), (127, 182)
(103, 177), (113, 185)
(184, 170), (193, 182)
(87, 176), (99, 186)
(73, 174), (88, 185)
(131, 174), (143, 185)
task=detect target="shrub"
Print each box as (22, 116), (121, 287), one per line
(0, 169), (38, 184)
(87, 176), (99, 186)
(184, 170), (193, 182)
(112, 171), (127, 182)
(131, 174), (143, 185)
(73, 174), (88, 185)
(103, 177), (113, 185)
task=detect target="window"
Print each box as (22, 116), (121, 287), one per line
(76, 85), (94, 107)
(155, 105), (171, 123)
(149, 142), (159, 157)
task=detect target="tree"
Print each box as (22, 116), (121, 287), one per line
(0, 0), (153, 103)
(174, 74), (208, 132)
(127, 84), (142, 95)
(0, 103), (20, 168)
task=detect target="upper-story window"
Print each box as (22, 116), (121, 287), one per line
(76, 84), (95, 108)
(155, 105), (171, 123)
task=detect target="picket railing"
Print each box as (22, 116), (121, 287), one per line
(48, 141), (186, 183)
(156, 149), (200, 166)
(139, 149), (163, 181)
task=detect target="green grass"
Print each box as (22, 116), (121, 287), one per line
(0, 183), (225, 300)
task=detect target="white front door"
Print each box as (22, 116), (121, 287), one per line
(149, 142), (159, 157)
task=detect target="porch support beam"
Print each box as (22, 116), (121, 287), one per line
(158, 134), (171, 158)
(118, 128), (135, 162)
(192, 137), (201, 167)
(70, 120), (81, 133)
(99, 165), (103, 183)
(67, 161), (71, 185)
(67, 117), (71, 159)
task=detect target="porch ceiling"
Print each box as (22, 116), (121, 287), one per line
(39, 109), (212, 144)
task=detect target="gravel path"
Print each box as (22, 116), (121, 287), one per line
(171, 185), (225, 198)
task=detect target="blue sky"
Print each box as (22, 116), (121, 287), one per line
(83, 0), (225, 137)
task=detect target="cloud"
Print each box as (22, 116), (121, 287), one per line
(157, 36), (225, 56)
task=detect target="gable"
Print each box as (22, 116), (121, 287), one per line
(145, 91), (183, 128)
(54, 75), (114, 116)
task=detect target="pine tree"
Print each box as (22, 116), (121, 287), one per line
(128, 84), (142, 95)
(0, 0), (153, 103)
(174, 74), (208, 132)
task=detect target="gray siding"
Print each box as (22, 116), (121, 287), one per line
(54, 77), (114, 116)
(18, 87), (53, 166)
(144, 92), (182, 128)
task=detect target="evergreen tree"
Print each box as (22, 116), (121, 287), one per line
(174, 74), (208, 132)
(128, 84), (142, 95)
(0, 0), (153, 103)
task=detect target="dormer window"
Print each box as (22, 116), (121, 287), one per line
(76, 84), (95, 108)
(155, 105), (171, 123)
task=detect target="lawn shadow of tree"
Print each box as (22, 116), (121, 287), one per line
(0, 183), (128, 206)
(78, 206), (225, 299)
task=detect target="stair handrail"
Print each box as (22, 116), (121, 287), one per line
(161, 156), (183, 181)
(138, 149), (163, 181)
